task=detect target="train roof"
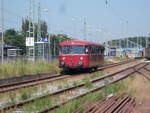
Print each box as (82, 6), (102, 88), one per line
(59, 40), (103, 46)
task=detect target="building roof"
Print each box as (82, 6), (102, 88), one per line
(0, 45), (16, 49)
(118, 48), (143, 51)
(59, 40), (103, 46)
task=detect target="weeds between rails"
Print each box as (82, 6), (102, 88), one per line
(0, 58), (139, 94)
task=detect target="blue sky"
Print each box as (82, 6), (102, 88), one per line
(2, 0), (150, 43)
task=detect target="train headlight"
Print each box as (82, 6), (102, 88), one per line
(78, 61), (83, 65)
(61, 61), (65, 65)
(62, 57), (66, 60)
(80, 57), (83, 60)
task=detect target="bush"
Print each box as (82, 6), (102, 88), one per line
(21, 92), (30, 100)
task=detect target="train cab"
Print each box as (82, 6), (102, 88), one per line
(59, 40), (105, 71)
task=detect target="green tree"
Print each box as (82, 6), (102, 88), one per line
(21, 18), (48, 41)
(4, 18), (71, 56)
(4, 29), (26, 54)
(50, 34), (71, 55)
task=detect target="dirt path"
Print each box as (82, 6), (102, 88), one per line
(126, 70), (150, 112)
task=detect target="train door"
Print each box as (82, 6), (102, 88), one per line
(99, 46), (105, 65)
(89, 46), (96, 66)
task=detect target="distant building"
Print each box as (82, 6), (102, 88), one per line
(105, 46), (117, 56)
(116, 48), (143, 58)
(7, 49), (22, 57)
(0, 45), (21, 57)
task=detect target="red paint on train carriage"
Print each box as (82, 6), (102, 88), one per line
(59, 40), (105, 71)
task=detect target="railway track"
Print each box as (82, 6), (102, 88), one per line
(72, 94), (135, 113)
(0, 59), (141, 93)
(0, 61), (148, 112)
(37, 62), (148, 113)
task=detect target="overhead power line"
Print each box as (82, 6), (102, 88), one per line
(105, 0), (128, 23)
(0, 18), (21, 24)
(0, 7), (23, 19)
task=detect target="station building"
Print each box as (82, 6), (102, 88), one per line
(116, 48), (143, 58)
(105, 46), (118, 57)
(0, 45), (21, 57)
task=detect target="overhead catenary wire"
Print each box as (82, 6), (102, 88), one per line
(104, 0), (131, 49)
(0, 18), (21, 24)
(0, 7), (24, 31)
(105, 0), (128, 24)
(0, 7), (23, 19)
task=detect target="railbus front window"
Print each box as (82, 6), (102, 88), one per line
(61, 46), (70, 54)
(60, 46), (86, 54)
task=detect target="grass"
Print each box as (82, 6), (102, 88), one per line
(21, 91), (31, 100)
(20, 78), (127, 113)
(89, 71), (104, 79)
(0, 72), (103, 104)
(52, 92), (104, 113)
(113, 56), (126, 61)
(0, 71), (105, 108)
(51, 81), (127, 113)
(83, 78), (93, 89)
(0, 70), (131, 111)
(0, 68), (130, 112)
(2, 86), (38, 105)
(0, 60), (60, 79)
(22, 95), (60, 112)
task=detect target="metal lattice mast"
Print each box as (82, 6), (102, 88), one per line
(27, 0), (35, 61)
(1, 0), (4, 64)
(53, 40), (56, 56)
(36, 1), (42, 59)
(37, 2), (41, 41)
(126, 21), (128, 48)
(83, 17), (87, 41)
(146, 37), (148, 48)
(128, 39), (142, 48)
(137, 37), (139, 48)
(43, 8), (51, 61)
(119, 39), (122, 48)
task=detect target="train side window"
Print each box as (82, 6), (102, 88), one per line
(98, 47), (101, 54)
(96, 46), (98, 54)
(90, 46), (100, 54)
(85, 46), (89, 54)
(93, 46), (97, 54)
(88, 46), (91, 54)
(96, 47), (99, 54)
(101, 46), (105, 55)
(91, 46), (94, 54)
(95, 47), (97, 54)
(93, 46), (95, 54)
(90, 46), (93, 54)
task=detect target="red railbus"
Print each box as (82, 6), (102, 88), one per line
(59, 40), (105, 71)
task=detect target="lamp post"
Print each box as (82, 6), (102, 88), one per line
(146, 36), (149, 48)
(43, 8), (51, 61)
(1, 0), (4, 64)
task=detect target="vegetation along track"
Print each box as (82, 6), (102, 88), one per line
(0, 58), (142, 93)
(0, 61), (148, 112)
(0, 58), (140, 94)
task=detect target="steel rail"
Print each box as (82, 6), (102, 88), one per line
(80, 96), (134, 113)
(0, 59), (140, 93)
(0, 62), (147, 112)
(0, 58), (135, 87)
(98, 59), (137, 70)
(0, 75), (69, 93)
(37, 62), (148, 113)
